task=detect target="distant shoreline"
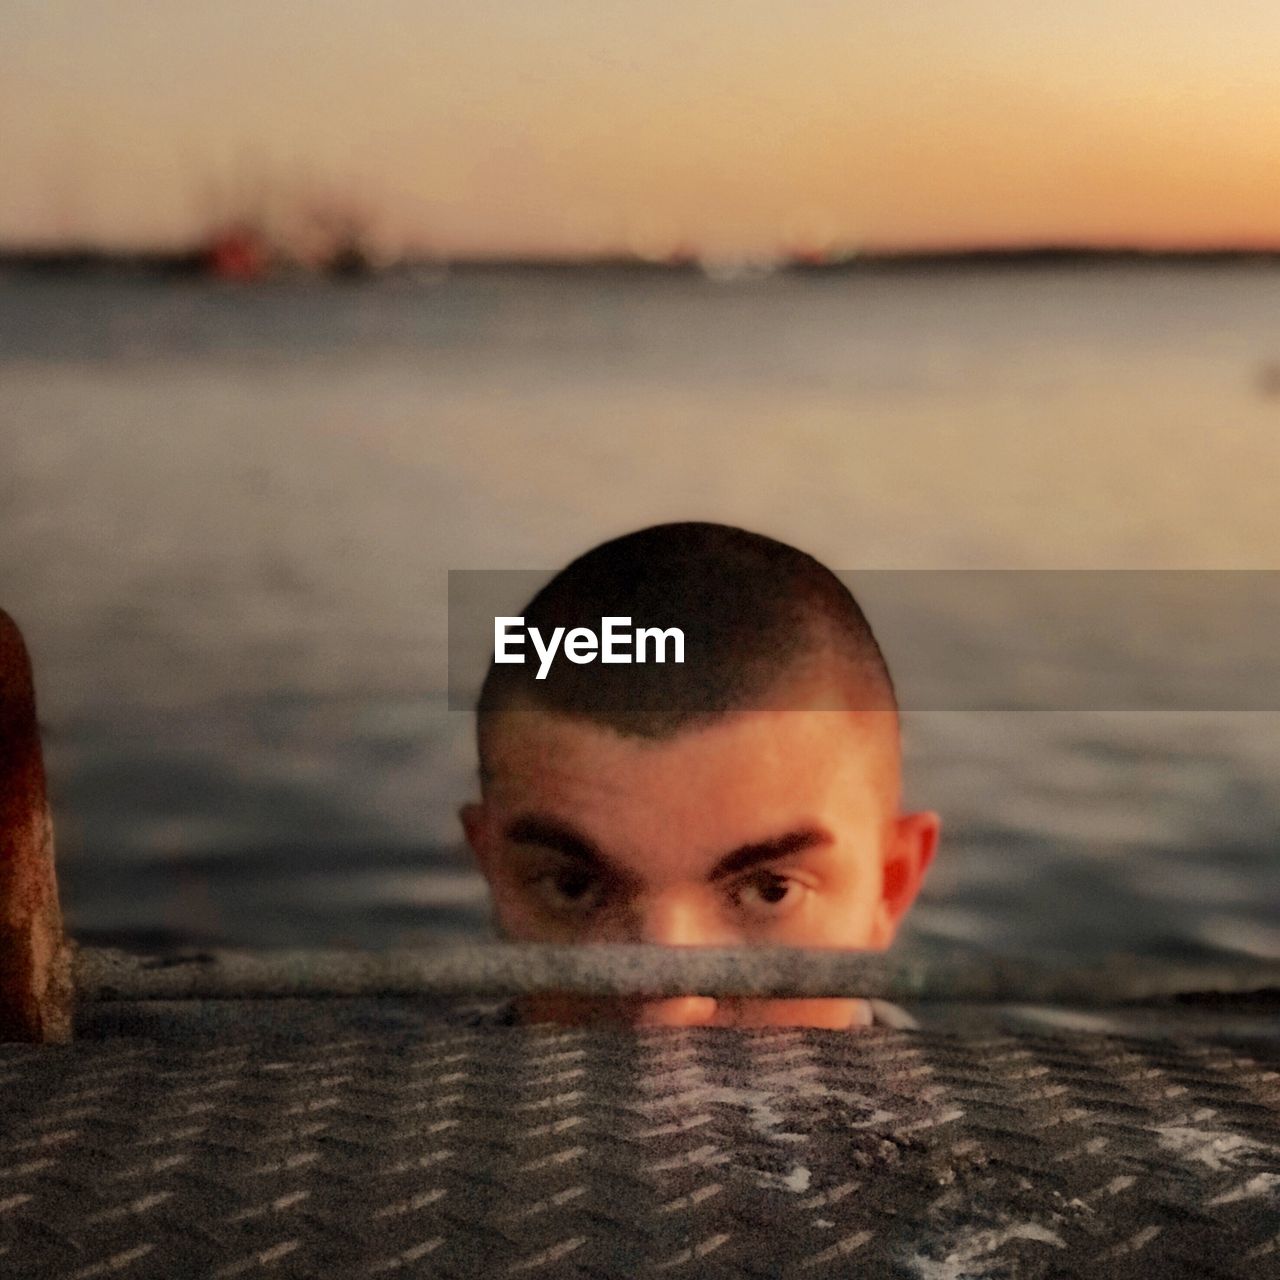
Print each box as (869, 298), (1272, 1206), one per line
(5, 244), (1280, 281)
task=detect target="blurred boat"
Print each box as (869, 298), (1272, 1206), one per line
(202, 221), (272, 282)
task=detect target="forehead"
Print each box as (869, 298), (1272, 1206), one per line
(480, 703), (899, 857)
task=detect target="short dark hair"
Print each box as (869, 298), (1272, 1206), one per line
(476, 522), (897, 765)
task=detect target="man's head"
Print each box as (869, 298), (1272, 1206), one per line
(460, 522), (940, 1027)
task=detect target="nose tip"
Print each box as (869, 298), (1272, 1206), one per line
(630, 898), (724, 950)
(627, 996), (718, 1027)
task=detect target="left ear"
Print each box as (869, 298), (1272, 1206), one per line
(871, 810), (941, 948)
(459, 801), (492, 877)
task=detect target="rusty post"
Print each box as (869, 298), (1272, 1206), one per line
(0, 609), (73, 1043)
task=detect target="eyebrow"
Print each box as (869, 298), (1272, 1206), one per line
(505, 815), (611, 868)
(502, 815), (834, 883)
(708, 826), (834, 879)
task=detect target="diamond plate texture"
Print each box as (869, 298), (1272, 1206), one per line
(1, 1008), (1277, 1278)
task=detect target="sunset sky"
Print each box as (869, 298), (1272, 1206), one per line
(3, 1), (1279, 256)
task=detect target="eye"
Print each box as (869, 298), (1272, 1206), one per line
(532, 866), (603, 916)
(731, 871), (807, 919)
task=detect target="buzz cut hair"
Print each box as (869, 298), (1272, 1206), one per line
(476, 522), (898, 773)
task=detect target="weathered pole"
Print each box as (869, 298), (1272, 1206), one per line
(0, 610), (73, 1042)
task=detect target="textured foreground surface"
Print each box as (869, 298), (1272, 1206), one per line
(1, 1004), (1278, 1278)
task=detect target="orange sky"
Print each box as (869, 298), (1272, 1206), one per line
(2, 1), (1279, 255)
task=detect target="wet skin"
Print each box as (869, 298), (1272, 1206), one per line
(462, 686), (940, 1029)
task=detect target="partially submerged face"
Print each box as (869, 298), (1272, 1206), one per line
(461, 678), (939, 1028)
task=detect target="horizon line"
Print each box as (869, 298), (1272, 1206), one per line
(7, 239), (1280, 273)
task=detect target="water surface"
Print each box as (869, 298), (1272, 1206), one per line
(3, 267), (1278, 964)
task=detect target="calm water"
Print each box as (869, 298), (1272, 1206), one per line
(2, 267), (1279, 964)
